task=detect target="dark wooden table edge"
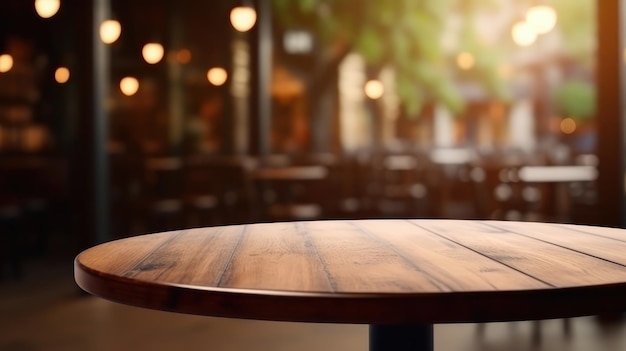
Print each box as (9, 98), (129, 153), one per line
(74, 257), (626, 325)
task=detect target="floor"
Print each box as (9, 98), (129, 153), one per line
(1, 258), (626, 351)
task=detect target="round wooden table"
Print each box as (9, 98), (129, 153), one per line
(74, 219), (626, 351)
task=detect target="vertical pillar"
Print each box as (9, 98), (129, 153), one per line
(597, 0), (623, 227)
(93, 0), (110, 244)
(168, 1), (185, 153)
(74, 0), (110, 247)
(247, 1), (271, 226)
(256, 0), (272, 156)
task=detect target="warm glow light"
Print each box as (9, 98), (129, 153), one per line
(457, 52), (475, 70)
(177, 49), (192, 64)
(512, 21), (537, 47)
(526, 5), (557, 35)
(55, 66), (70, 83)
(100, 19), (122, 44)
(207, 67), (228, 86)
(364, 79), (384, 100)
(498, 64), (514, 79)
(120, 77), (139, 96)
(0, 54), (13, 73)
(560, 117), (577, 134)
(230, 6), (257, 32)
(34, 0), (60, 19)
(142, 43), (164, 64)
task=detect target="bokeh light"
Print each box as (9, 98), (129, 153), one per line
(230, 6), (257, 32)
(120, 77), (139, 96)
(207, 67), (228, 86)
(560, 117), (577, 134)
(512, 21), (537, 47)
(0, 54), (14, 73)
(457, 52), (475, 70)
(100, 19), (122, 44)
(526, 5), (557, 35)
(34, 0), (60, 19)
(55, 66), (70, 83)
(364, 79), (384, 100)
(142, 43), (164, 64)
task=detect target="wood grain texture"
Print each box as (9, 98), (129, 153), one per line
(75, 220), (626, 324)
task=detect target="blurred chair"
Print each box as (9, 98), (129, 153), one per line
(108, 149), (137, 237)
(471, 150), (546, 221)
(477, 319), (572, 346)
(347, 151), (384, 218)
(290, 153), (357, 220)
(202, 155), (257, 225)
(0, 195), (22, 281)
(427, 148), (482, 219)
(250, 162), (330, 222)
(0, 156), (65, 264)
(567, 154), (600, 224)
(140, 156), (185, 233)
(183, 156), (220, 228)
(374, 152), (431, 219)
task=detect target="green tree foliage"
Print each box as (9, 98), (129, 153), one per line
(555, 80), (596, 121)
(272, 0), (503, 116)
(545, 0), (595, 66)
(552, 1), (596, 121)
(272, 0), (595, 118)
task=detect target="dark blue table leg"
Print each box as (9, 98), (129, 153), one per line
(369, 324), (433, 351)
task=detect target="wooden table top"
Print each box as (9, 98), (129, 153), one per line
(74, 219), (626, 324)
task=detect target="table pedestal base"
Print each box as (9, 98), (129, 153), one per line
(369, 324), (433, 351)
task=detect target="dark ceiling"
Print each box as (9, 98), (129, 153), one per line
(0, 0), (233, 66)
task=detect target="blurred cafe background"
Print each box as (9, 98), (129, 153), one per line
(0, 0), (622, 283)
